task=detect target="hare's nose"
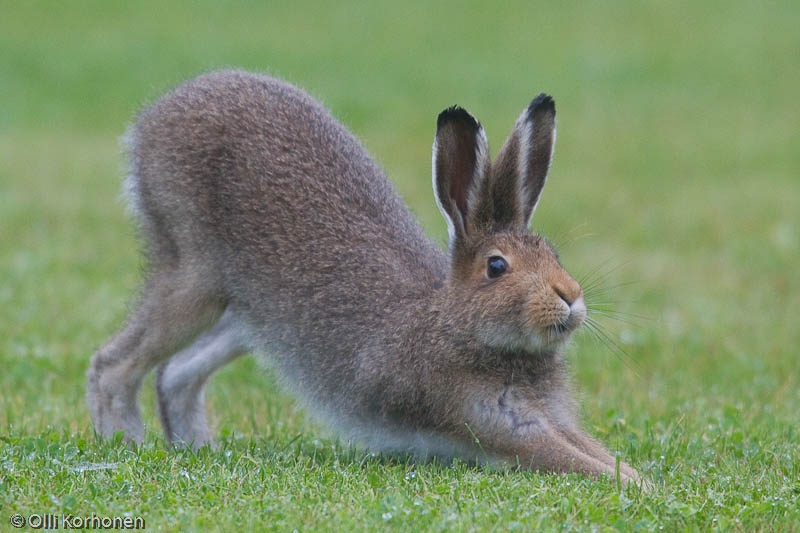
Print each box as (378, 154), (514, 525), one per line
(552, 277), (582, 307)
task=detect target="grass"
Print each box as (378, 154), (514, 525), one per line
(2, 1), (798, 530)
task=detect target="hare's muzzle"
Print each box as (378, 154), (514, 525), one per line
(562, 295), (587, 333)
(546, 278), (586, 340)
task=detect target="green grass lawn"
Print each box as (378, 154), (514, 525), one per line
(2, 1), (798, 530)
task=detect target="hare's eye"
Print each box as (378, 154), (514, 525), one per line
(486, 256), (508, 279)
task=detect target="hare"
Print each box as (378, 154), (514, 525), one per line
(87, 69), (640, 485)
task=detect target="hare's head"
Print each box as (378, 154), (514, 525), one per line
(433, 95), (584, 353)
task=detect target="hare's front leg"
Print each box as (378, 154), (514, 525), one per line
(462, 385), (641, 486)
(525, 426), (641, 486)
(559, 427), (641, 483)
(155, 308), (247, 450)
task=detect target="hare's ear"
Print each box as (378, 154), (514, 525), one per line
(432, 106), (491, 246)
(491, 94), (556, 229)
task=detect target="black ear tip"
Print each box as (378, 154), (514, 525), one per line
(437, 105), (482, 132)
(528, 93), (556, 117)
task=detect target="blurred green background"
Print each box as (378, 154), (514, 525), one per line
(2, 0), (798, 529)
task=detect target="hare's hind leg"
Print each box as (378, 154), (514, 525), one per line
(87, 269), (225, 444)
(155, 308), (247, 450)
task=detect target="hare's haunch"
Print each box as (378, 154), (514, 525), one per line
(87, 70), (640, 485)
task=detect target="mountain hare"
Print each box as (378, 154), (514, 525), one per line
(87, 69), (640, 484)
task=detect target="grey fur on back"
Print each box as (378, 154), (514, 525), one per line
(130, 70), (444, 393)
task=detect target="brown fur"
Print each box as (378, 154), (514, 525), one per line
(87, 69), (641, 485)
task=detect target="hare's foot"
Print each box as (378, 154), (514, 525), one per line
(559, 428), (643, 486)
(87, 269), (224, 444)
(87, 353), (145, 443)
(156, 309), (246, 450)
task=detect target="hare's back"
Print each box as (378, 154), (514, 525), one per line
(128, 70), (444, 312)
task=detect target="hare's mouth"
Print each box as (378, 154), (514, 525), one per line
(544, 321), (576, 341)
(546, 319), (581, 341)
(544, 299), (586, 343)
(481, 300), (587, 353)
(548, 323), (573, 337)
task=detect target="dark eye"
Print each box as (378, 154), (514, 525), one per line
(486, 256), (508, 279)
